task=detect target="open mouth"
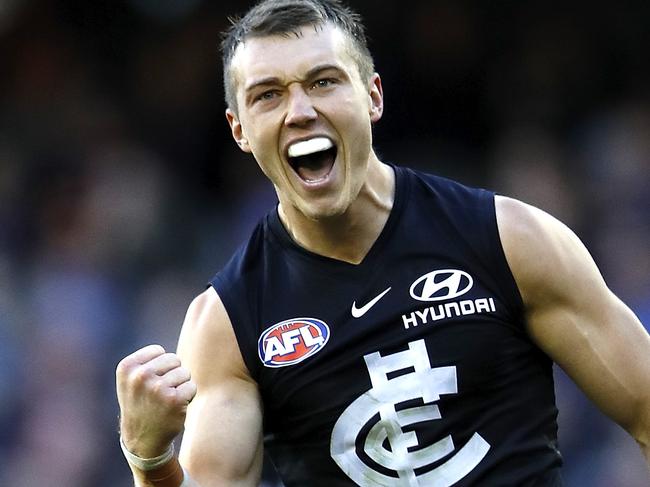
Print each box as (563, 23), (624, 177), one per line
(287, 137), (337, 183)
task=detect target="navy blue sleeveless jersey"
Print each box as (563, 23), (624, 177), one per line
(210, 165), (563, 486)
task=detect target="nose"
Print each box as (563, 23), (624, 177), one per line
(284, 85), (317, 127)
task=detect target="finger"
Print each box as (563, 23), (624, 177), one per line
(161, 366), (191, 388)
(130, 344), (167, 365)
(175, 380), (197, 404)
(117, 345), (166, 377)
(147, 353), (182, 376)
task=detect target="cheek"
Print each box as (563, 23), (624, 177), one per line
(252, 152), (284, 187)
(253, 157), (273, 180)
(242, 121), (280, 164)
(249, 142), (288, 187)
(331, 105), (370, 145)
(340, 92), (374, 131)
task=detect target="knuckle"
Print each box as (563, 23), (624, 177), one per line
(159, 388), (177, 405)
(116, 360), (137, 382)
(115, 359), (129, 376)
(165, 353), (182, 367)
(178, 381), (198, 402)
(149, 344), (166, 354)
(151, 378), (167, 395)
(130, 366), (152, 385)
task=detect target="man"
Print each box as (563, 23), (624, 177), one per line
(116, 0), (650, 485)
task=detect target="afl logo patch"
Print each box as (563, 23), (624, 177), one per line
(258, 318), (330, 368)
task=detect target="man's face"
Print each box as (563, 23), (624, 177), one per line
(226, 23), (383, 220)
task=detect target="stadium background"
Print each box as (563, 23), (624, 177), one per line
(0, 0), (648, 485)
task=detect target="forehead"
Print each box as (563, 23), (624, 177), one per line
(230, 24), (356, 89)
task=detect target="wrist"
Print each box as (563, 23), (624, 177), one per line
(120, 436), (174, 471)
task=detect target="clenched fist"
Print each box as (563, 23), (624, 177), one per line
(116, 344), (197, 458)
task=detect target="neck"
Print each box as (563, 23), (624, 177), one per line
(278, 159), (395, 264)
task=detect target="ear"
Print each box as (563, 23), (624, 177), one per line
(226, 108), (252, 153)
(368, 73), (384, 123)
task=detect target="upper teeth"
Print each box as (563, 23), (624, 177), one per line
(288, 137), (333, 158)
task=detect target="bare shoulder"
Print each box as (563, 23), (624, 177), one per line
(183, 286), (229, 328)
(177, 288), (264, 484)
(494, 195), (607, 310)
(177, 287), (252, 382)
(494, 199), (650, 455)
(495, 195), (584, 270)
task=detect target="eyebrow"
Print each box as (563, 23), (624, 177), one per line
(244, 63), (345, 94)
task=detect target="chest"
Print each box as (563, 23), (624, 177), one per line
(256, 245), (530, 427)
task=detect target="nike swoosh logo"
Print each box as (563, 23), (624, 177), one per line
(351, 287), (392, 318)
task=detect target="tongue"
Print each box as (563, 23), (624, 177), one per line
(295, 151), (335, 182)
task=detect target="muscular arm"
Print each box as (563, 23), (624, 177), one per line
(117, 287), (263, 487)
(177, 287), (264, 487)
(496, 196), (650, 464)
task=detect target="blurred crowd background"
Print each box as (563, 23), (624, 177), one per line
(0, 0), (648, 485)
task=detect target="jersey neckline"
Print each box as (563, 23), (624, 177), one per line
(267, 163), (409, 270)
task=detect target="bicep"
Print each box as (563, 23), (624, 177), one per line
(180, 377), (263, 487)
(176, 288), (264, 487)
(496, 196), (650, 436)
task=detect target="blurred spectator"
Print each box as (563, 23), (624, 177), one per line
(0, 1), (647, 485)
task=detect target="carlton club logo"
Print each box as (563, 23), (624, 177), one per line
(330, 339), (490, 485)
(258, 318), (330, 368)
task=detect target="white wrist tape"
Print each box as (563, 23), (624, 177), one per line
(180, 467), (192, 487)
(120, 436), (175, 471)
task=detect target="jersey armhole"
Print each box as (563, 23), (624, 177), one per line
(208, 278), (262, 382)
(485, 192), (526, 325)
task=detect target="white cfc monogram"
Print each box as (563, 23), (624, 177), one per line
(330, 339), (490, 486)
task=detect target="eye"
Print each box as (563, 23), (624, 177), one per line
(255, 90), (278, 103)
(312, 78), (336, 89)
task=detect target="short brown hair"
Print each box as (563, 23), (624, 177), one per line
(221, 0), (374, 113)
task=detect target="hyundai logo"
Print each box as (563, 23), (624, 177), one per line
(410, 269), (474, 302)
